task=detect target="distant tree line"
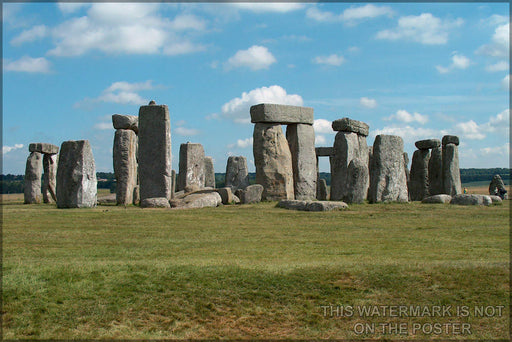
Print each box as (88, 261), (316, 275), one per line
(0, 168), (509, 194)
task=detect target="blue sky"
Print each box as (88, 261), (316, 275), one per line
(2, 2), (509, 174)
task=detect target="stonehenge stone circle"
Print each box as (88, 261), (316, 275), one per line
(113, 128), (138, 205)
(250, 103), (314, 125)
(56, 140), (97, 208)
(112, 114), (138, 133)
(415, 139), (441, 150)
(253, 123), (294, 201)
(317, 178), (328, 200)
(368, 135), (408, 203)
(178, 143), (206, 191)
(428, 146), (443, 196)
(331, 117), (369, 136)
(225, 156), (249, 191)
(286, 123), (317, 200)
(138, 102), (172, 205)
(409, 149), (431, 201)
(24, 151), (43, 204)
(204, 156), (215, 188)
(29, 142), (59, 154)
(42, 153), (58, 203)
(442, 137), (461, 196)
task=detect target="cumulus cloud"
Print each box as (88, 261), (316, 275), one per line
(225, 45), (276, 71)
(11, 25), (48, 45)
(480, 143), (509, 156)
(360, 97), (377, 109)
(4, 56), (51, 73)
(454, 109), (509, 140)
(370, 126), (443, 144)
(315, 135), (327, 145)
(313, 54), (344, 66)
(313, 119), (333, 134)
(175, 127), (201, 136)
(75, 80), (156, 108)
(485, 61), (509, 72)
(476, 23), (509, 58)
(221, 85), (303, 124)
(376, 13), (463, 45)
(2, 144), (24, 154)
(385, 110), (428, 124)
(436, 53), (471, 74)
(454, 120), (486, 140)
(232, 3), (305, 13)
(94, 122), (112, 130)
(306, 4), (393, 25)
(227, 137), (253, 149)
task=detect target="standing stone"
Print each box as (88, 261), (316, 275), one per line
(489, 174), (507, 199)
(171, 169), (176, 199)
(330, 131), (369, 202)
(204, 156), (215, 188)
(225, 156), (249, 191)
(368, 135), (408, 203)
(56, 140), (97, 208)
(24, 152), (43, 204)
(113, 129), (138, 205)
(442, 142), (462, 196)
(409, 149), (431, 201)
(317, 178), (328, 200)
(42, 154), (58, 203)
(403, 152), (410, 183)
(346, 158), (369, 203)
(253, 123), (294, 201)
(428, 146), (443, 196)
(286, 123), (316, 200)
(138, 103), (172, 204)
(177, 143), (205, 191)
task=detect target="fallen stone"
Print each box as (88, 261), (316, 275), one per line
(442, 135), (459, 146)
(306, 201), (348, 212)
(237, 184), (264, 204)
(489, 195), (503, 204)
(450, 194), (491, 206)
(331, 118), (369, 137)
(286, 123), (317, 200)
(276, 200), (308, 211)
(42, 153), (57, 203)
(170, 192), (221, 209)
(56, 140), (97, 208)
(24, 151), (43, 204)
(204, 156), (215, 188)
(250, 103), (314, 125)
(442, 143), (462, 196)
(97, 193), (116, 205)
(225, 156), (249, 191)
(409, 149), (431, 201)
(113, 129), (138, 205)
(141, 197), (170, 208)
(178, 143), (205, 191)
(253, 123), (294, 201)
(421, 194), (452, 204)
(112, 114), (138, 133)
(315, 147), (334, 156)
(415, 139), (441, 150)
(232, 195), (240, 204)
(216, 187), (234, 204)
(316, 178), (328, 201)
(428, 146), (443, 196)
(29, 143), (59, 155)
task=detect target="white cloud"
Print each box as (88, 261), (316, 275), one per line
(313, 54), (344, 66)
(480, 143), (509, 156)
(385, 110), (428, 124)
(502, 74), (510, 90)
(360, 97), (377, 109)
(480, 14), (509, 27)
(476, 23), (509, 58)
(225, 45), (276, 71)
(75, 80), (156, 108)
(221, 85), (303, 124)
(227, 137), (253, 149)
(315, 135), (327, 145)
(4, 56), (51, 73)
(232, 3), (305, 13)
(313, 119), (333, 134)
(371, 126), (443, 144)
(485, 61), (509, 72)
(11, 25), (48, 46)
(306, 4), (393, 25)
(175, 127), (201, 136)
(454, 120), (486, 140)
(376, 13), (463, 45)
(94, 122), (112, 130)
(2, 144), (24, 154)
(57, 3), (89, 15)
(436, 53), (471, 73)
(483, 109), (509, 135)
(454, 109), (509, 141)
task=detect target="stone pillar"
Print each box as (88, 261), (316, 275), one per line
(42, 154), (58, 203)
(317, 178), (328, 200)
(368, 135), (408, 203)
(225, 156), (249, 191)
(409, 149), (431, 201)
(315, 147), (333, 200)
(177, 143), (205, 191)
(171, 169), (176, 199)
(442, 135), (461, 196)
(24, 151), (43, 204)
(138, 102), (172, 207)
(330, 118), (369, 203)
(403, 152), (410, 184)
(428, 146), (443, 196)
(286, 123), (316, 200)
(56, 140), (97, 208)
(113, 129), (138, 205)
(204, 156), (215, 188)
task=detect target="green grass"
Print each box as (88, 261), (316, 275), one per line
(2, 200), (509, 339)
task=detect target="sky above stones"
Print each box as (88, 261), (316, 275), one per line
(2, 2), (510, 174)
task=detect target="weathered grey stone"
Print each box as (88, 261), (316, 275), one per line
(171, 169), (176, 199)
(286, 123), (317, 200)
(489, 195), (503, 204)
(276, 199), (308, 211)
(346, 158), (369, 204)
(24, 152), (43, 204)
(450, 194), (491, 206)
(250, 103), (314, 125)
(216, 187), (233, 204)
(428, 146), (443, 196)
(232, 195), (240, 204)
(225, 156), (249, 191)
(253, 123), (294, 201)
(170, 192), (221, 209)
(29, 143), (59, 155)
(421, 194), (452, 204)
(184, 184), (201, 194)
(113, 129), (138, 205)
(138, 104), (172, 202)
(306, 201), (348, 211)
(415, 139), (441, 150)
(237, 184), (264, 204)
(141, 197), (170, 208)
(97, 193), (116, 205)
(368, 135), (408, 203)
(112, 114), (138, 133)
(316, 178), (328, 200)
(442, 135), (459, 146)
(204, 156), (215, 188)
(315, 147), (334, 156)
(132, 186), (140, 205)
(409, 149), (431, 201)
(42, 154), (57, 203)
(489, 174), (507, 199)
(442, 143), (461, 196)
(56, 140), (97, 208)
(331, 118), (369, 136)
(330, 131), (369, 203)
(403, 152), (410, 185)
(177, 143), (205, 191)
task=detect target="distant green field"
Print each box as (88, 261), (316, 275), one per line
(462, 180), (510, 188)
(2, 199), (509, 339)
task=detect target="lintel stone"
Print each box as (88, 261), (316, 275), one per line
(29, 143), (59, 155)
(250, 103), (314, 125)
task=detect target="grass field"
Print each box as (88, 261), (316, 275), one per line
(2, 189), (509, 339)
